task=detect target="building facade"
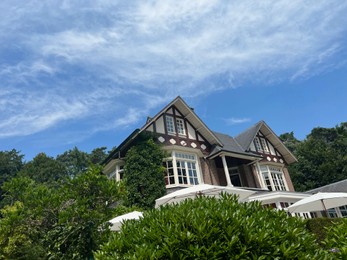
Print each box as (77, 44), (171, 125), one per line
(103, 96), (311, 215)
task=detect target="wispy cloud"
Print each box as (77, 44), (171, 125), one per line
(1, 0), (347, 140)
(225, 117), (251, 126)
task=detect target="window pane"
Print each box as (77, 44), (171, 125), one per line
(164, 160), (175, 185)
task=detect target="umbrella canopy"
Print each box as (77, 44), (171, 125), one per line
(287, 192), (347, 213)
(109, 211), (143, 231)
(155, 184), (256, 208)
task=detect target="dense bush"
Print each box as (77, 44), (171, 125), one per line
(95, 195), (327, 259)
(306, 218), (343, 244)
(323, 218), (347, 258)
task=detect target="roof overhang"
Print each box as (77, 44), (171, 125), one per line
(208, 150), (262, 161)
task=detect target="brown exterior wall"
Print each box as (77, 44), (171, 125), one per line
(240, 165), (257, 188)
(200, 158), (220, 185)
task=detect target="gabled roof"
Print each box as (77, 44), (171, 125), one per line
(209, 132), (261, 160)
(308, 179), (347, 193)
(235, 120), (297, 164)
(141, 96), (223, 147)
(235, 121), (263, 151)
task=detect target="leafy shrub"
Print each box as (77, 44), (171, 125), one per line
(306, 218), (343, 244)
(95, 195), (327, 259)
(323, 218), (347, 258)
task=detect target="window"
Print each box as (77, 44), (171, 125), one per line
(166, 115), (175, 134)
(108, 163), (124, 181)
(260, 165), (287, 191)
(280, 202), (290, 209)
(339, 205), (347, 217)
(163, 151), (201, 186)
(327, 208), (338, 218)
(260, 138), (270, 153)
(176, 118), (186, 136)
(164, 160), (175, 185)
(229, 167), (242, 187)
(254, 137), (262, 152)
(165, 115), (186, 136)
(118, 165), (124, 181)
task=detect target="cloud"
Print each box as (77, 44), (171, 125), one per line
(1, 0), (347, 139)
(225, 117), (251, 126)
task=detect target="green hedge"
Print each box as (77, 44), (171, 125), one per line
(306, 218), (343, 244)
(95, 195), (328, 259)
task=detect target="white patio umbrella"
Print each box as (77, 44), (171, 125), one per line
(155, 184), (256, 208)
(287, 192), (347, 213)
(108, 211), (143, 231)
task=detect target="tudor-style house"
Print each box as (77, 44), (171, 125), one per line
(103, 96), (310, 215)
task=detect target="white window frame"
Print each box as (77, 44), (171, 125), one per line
(165, 115), (176, 134)
(176, 118), (186, 136)
(260, 138), (270, 154)
(259, 165), (288, 191)
(164, 151), (202, 187)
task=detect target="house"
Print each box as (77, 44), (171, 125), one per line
(103, 96), (310, 216)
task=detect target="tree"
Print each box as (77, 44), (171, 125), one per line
(0, 177), (60, 259)
(0, 166), (128, 259)
(89, 147), (108, 165)
(56, 147), (90, 177)
(287, 123), (347, 191)
(95, 195), (328, 259)
(124, 134), (166, 209)
(0, 149), (24, 201)
(45, 166), (127, 259)
(19, 153), (68, 184)
(279, 132), (301, 154)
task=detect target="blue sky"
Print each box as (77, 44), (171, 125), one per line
(1, 1), (347, 161)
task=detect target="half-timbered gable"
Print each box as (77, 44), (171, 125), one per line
(235, 121), (297, 192)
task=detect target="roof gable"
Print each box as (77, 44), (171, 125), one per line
(235, 121), (297, 164)
(141, 96), (223, 147)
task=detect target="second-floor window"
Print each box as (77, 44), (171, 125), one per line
(260, 165), (287, 191)
(176, 118), (186, 135)
(165, 115), (186, 136)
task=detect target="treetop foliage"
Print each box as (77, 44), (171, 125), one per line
(280, 122), (347, 191)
